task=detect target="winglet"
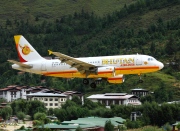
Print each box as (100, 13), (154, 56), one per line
(48, 50), (53, 55)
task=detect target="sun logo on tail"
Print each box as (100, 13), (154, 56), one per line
(19, 44), (33, 55)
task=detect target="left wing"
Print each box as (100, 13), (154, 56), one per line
(48, 50), (97, 74)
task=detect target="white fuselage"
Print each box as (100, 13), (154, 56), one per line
(12, 54), (164, 79)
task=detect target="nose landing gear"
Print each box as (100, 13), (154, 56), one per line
(138, 74), (143, 83)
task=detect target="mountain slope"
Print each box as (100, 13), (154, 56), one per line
(0, 0), (180, 101)
(0, 0), (134, 24)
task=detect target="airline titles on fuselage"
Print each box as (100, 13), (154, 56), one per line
(51, 57), (135, 67)
(102, 57), (135, 66)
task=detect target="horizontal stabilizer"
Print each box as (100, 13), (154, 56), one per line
(8, 60), (32, 69)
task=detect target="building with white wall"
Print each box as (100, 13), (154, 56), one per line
(0, 85), (30, 102)
(0, 85), (62, 102)
(87, 93), (141, 107)
(131, 88), (150, 97)
(0, 85), (84, 109)
(26, 92), (67, 109)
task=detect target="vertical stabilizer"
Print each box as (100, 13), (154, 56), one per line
(14, 35), (44, 62)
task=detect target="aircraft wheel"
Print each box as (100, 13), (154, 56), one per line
(139, 79), (143, 83)
(90, 82), (96, 88)
(83, 78), (89, 85)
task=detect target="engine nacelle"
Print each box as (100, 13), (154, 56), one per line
(107, 74), (125, 84)
(97, 66), (115, 77)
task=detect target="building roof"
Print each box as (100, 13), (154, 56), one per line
(26, 92), (67, 97)
(0, 85), (30, 91)
(131, 88), (148, 91)
(104, 93), (127, 96)
(63, 91), (83, 95)
(109, 117), (126, 123)
(38, 89), (61, 94)
(38, 124), (99, 129)
(61, 117), (125, 128)
(172, 121), (180, 126)
(167, 101), (180, 104)
(0, 103), (7, 105)
(87, 93), (138, 100)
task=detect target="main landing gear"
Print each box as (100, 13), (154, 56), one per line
(90, 82), (96, 88)
(82, 78), (97, 88)
(138, 74), (143, 83)
(83, 78), (89, 85)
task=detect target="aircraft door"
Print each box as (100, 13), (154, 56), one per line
(136, 55), (142, 65)
(41, 62), (46, 71)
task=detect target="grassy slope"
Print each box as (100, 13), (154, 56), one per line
(0, 0), (134, 24)
(81, 4), (180, 50)
(0, 1), (180, 96)
(85, 70), (180, 95)
(74, 3), (180, 62)
(79, 2), (180, 97)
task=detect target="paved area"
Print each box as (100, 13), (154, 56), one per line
(0, 121), (33, 131)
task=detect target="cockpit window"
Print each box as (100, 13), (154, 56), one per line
(148, 58), (154, 61)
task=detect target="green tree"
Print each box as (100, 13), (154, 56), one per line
(28, 100), (47, 119)
(140, 94), (155, 103)
(54, 108), (67, 122)
(154, 83), (170, 103)
(0, 98), (6, 103)
(165, 36), (177, 55)
(104, 120), (114, 131)
(161, 103), (174, 124)
(11, 99), (46, 119)
(34, 112), (46, 122)
(33, 120), (42, 127)
(61, 100), (77, 109)
(0, 106), (12, 120)
(17, 112), (26, 121)
(125, 119), (143, 129)
(150, 42), (156, 55)
(177, 123), (180, 131)
(163, 123), (172, 131)
(75, 126), (83, 131)
(6, 19), (12, 26)
(72, 96), (82, 105)
(19, 125), (25, 130)
(83, 98), (99, 110)
(44, 117), (51, 124)
(47, 108), (54, 116)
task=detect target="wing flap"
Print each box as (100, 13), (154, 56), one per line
(8, 60), (32, 69)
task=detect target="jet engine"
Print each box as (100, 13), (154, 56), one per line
(96, 66), (115, 77)
(107, 74), (125, 84)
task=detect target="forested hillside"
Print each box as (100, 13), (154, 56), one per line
(0, 0), (180, 101)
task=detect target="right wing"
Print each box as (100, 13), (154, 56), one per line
(8, 60), (32, 69)
(48, 50), (97, 74)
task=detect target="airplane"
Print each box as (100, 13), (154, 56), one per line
(8, 35), (164, 88)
